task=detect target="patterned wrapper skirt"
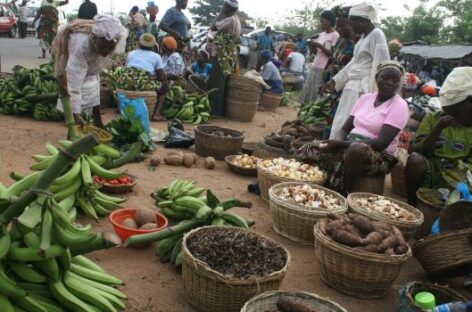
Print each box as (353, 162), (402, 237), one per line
(298, 67), (324, 105)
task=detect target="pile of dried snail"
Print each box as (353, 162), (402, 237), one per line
(259, 158), (325, 182)
(352, 195), (415, 222)
(275, 184), (344, 210)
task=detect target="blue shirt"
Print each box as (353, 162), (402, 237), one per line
(296, 38), (308, 56)
(258, 34), (275, 51)
(191, 63), (213, 79)
(126, 49), (164, 76)
(160, 7), (190, 39)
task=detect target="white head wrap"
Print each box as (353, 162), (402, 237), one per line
(349, 3), (378, 23)
(225, 0), (239, 8)
(92, 15), (124, 42)
(440, 67), (472, 107)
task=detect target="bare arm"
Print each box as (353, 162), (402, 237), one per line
(159, 23), (181, 39)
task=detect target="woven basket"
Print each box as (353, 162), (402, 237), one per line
(100, 175), (137, 194)
(225, 98), (259, 122)
(254, 141), (295, 160)
(257, 164), (327, 202)
(391, 164), (407, 197)
(241, 142), (257, 156)
(182, 226), (290, 312)
(260, 92), (282, 112)
(269, 183), (348, 245)
(227, 74), (262, 94)
(116, 89), (157, 119)
(194, 126), (244, 160)
(413, 228), (472, 277)
(75, 125), (112, 144)
(186, 75), (207, 95)
(439, 201), (472, 233)
(416, 191), (444, 239)
(241, 291), (347, 312)
(351, 174), (386, 195)
(396, 281), (467, 312)
(314, 220), (412, 299)
(347, 193), (424, 239)
(225, 155), (257, 177)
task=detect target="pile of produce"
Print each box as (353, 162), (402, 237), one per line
(230, 154), (258, 169)
(321, 214), (409, 255)
(121, 208), (159, 230)
(163, 151), (198, 168)
(259, 158), (325, 182)
(266, 296), (320, 312)
(0, 137), (127, 311)
(275, 184), (344, 210)
(101, 67), (161, 91)
(186, 227), (287, 278)
(0, 64), (62, 121)
(280, 119), (324, 147)
(351, 196), (414, 221)
(94, 175), (135, 187)
(126, 180), (253, 267)
(298, 96), (331, 125)
(161, 86), (211, 124)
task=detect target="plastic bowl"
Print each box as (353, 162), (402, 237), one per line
(109, 208), (168, 241)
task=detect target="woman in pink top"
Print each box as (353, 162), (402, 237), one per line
(297, 61), (409, 193)
(298, 10), (339, 105)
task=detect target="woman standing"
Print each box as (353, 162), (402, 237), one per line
(125, 6), (148, 52)
(298, 10), (339, 105)
(159, 0), (191, 51)
(34, 0), (69, 59)
(324, 3), (390, 140)
(206, 0), (241, 116)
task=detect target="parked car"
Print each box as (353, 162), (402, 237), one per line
(0, 4), (17, 38)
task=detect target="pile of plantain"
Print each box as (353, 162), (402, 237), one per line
(161, 86), (211, 124)
(101, 67), (161, 92)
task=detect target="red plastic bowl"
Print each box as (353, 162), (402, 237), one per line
(109, 208), (168, 241)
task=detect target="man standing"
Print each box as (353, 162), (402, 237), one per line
(78, 0), (97, 20)
(257, 26), (275, 54)
(17, 0), (28, 38)
(295, 33), (308, 57)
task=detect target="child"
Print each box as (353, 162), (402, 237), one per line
(190, 50), (213, 80)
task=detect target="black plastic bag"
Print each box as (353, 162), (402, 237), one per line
(165, 120), (194, 148)
(168, 119), (184, 132)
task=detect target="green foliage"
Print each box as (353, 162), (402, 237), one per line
(189, 0), (252, 27)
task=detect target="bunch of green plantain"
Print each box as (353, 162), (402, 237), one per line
(161, 86), (211, 124)
(101, 67), (162, 92)
(33, 103), (64, 122)
(298, 95), (332, 125)
(149, 180), (254, 267)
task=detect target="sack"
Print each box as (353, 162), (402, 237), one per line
(165, 120), (194, 148)
(117, 92), (150, 133)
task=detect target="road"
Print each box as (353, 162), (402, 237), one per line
(0, 37), (49, 72)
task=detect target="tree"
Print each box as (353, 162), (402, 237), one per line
(437, 0), (472, 43)
(189, 0), (253, 27)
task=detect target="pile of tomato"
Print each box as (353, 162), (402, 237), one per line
(93, 176), (134, 186)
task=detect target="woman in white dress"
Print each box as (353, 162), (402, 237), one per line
(324, 3), (390, 140)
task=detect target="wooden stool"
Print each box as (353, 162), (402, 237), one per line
(352, 174), (386, 195)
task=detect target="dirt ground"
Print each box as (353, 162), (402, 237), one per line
(0, 105), (455, 312)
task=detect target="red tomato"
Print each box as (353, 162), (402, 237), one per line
(119, 177), (128, 184)
(109, 180), (118, 185)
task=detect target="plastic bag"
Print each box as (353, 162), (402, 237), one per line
(117, 92), (150, 133)
(165, 119), (194, 148)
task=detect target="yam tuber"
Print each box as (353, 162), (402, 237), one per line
(384, 248), (395, 255)
(349, 214), (375, 234)
(326, 220), (347, 235)
(331, 230), (364, 247)
(340, 224), (362, 236)
(372, 221), (394, 232)
(361, 231), (384, 245)
(276, 297), (320, 312)
(378, 235), (400, 252)
(394, 244), (409, 255)
(392, 227), (406, 246)
(354, 244), (380, 253)
(376, 229), (393, 239)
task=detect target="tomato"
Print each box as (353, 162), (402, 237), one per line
(119, 177), (128, 184)
(109, 180), (118, 185)
(93, 176), (101, 183)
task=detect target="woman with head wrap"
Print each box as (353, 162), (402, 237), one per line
(406, 67), (472, 206)
(125, 6), (149, 52)
(323, 3), (390, 140)
(159, 0), (191, 51)
(161, 36), (185, 79)
(206, 0), (241, 116)
(189, 50), (213, 80)
(259, 50), (284, 94)
(298, 10), (339, 106)
(52, 15), (126, 128)
(297, 62), (409, 194)
(33, 0), (69, 59)
(127, 34), (166, 77)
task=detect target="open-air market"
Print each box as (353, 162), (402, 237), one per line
(0, 0), (472, 311)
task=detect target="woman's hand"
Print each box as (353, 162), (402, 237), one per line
(73, 114), (85, 127)
(318, 140), (345, 153)
(321, 80), (335, 94)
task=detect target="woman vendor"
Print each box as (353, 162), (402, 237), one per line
(297, 61), (409, 194)
(260, 50), (284, 94)
(125, 6), (148, 52)
(406, 67), (472, 206)
(159, 0), (191, 51)
(34, 0), (69, 59)
(189, 50), (213, 80)
(52, 15), (126, 128)
(206, 0), (241, 116)
(127, 34), (166, 79)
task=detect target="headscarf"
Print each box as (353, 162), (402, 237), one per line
(225, 0), (239, 8)
(321, 10), (336, 27)
(92, 15), (124, 42)
(162, 36), (178, 50)
(349, 3), (378, 23)
(260, 50), (272, 59)
(440, 67), (472, 107)
(200, 50), (210, 60)
(376, 61), (405, 77)
(139, 33), (156, 48)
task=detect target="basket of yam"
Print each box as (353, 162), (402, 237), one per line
(194, 125), (244, 160)
(269, 183), (347, 245)
(241, 291), (347, 312)
(257, 158), (326, 202)
(182, 226), (290, 312)
(347, 193), (424, 239)
(314, 214), (412, 299)
(225, 154), (258, 176)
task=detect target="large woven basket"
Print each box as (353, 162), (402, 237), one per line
(241, 291), (347, 312)
(257, 164), (327, 202)
(347, 193), (424, 239)
(254, 141), (295, 160)
(269, 183), (348, 245)
(396, 281), (467, 312)
(351, 174), (386, 195)
(225, 75), (261, 122)
(116, 89), (157, 119)
(225, 98), (259, 122)
(182, 226), (290, 312)
(186, 75), (207, 95)
(227, 74), (262, 94)
(416, 190), (444, 239)
(194, 126), (244, 160)
(260, 92), (282, 112)
(439, 201), (472, 232)
(314, 220), (412, 299)
(225, 155), (258, 177)
(391, 164), (407, 197)
(413, 228), (472, 277)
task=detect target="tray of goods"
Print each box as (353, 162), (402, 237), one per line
(269, 183), (347, 245)
(225, 154), (259, 176)
(257, 158), (326, 202)
(347, 193), (424, 239)
(75, 124), (112, 144)
(194, 125), (244, 160)
(182, 226), (290, 312)
(95, 174), (137, 194)
(314, 213), (411, 299)
(241, 291), (347, 312)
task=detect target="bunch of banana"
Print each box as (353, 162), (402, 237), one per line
(150, 180), (254, 267)
(101, 67), (162, 91)
(298, 95), (332, 125)
(162, 86), (211, 124)
(33, 102), (64, 122)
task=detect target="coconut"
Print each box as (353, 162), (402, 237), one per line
(182, 154), (194, 168)
(149, 156), (161, 167)
(139, 223), (157, 230)
(121, 218), (138, 229)
(204, 157), (216, 170)
(135, 208), (156, 226)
